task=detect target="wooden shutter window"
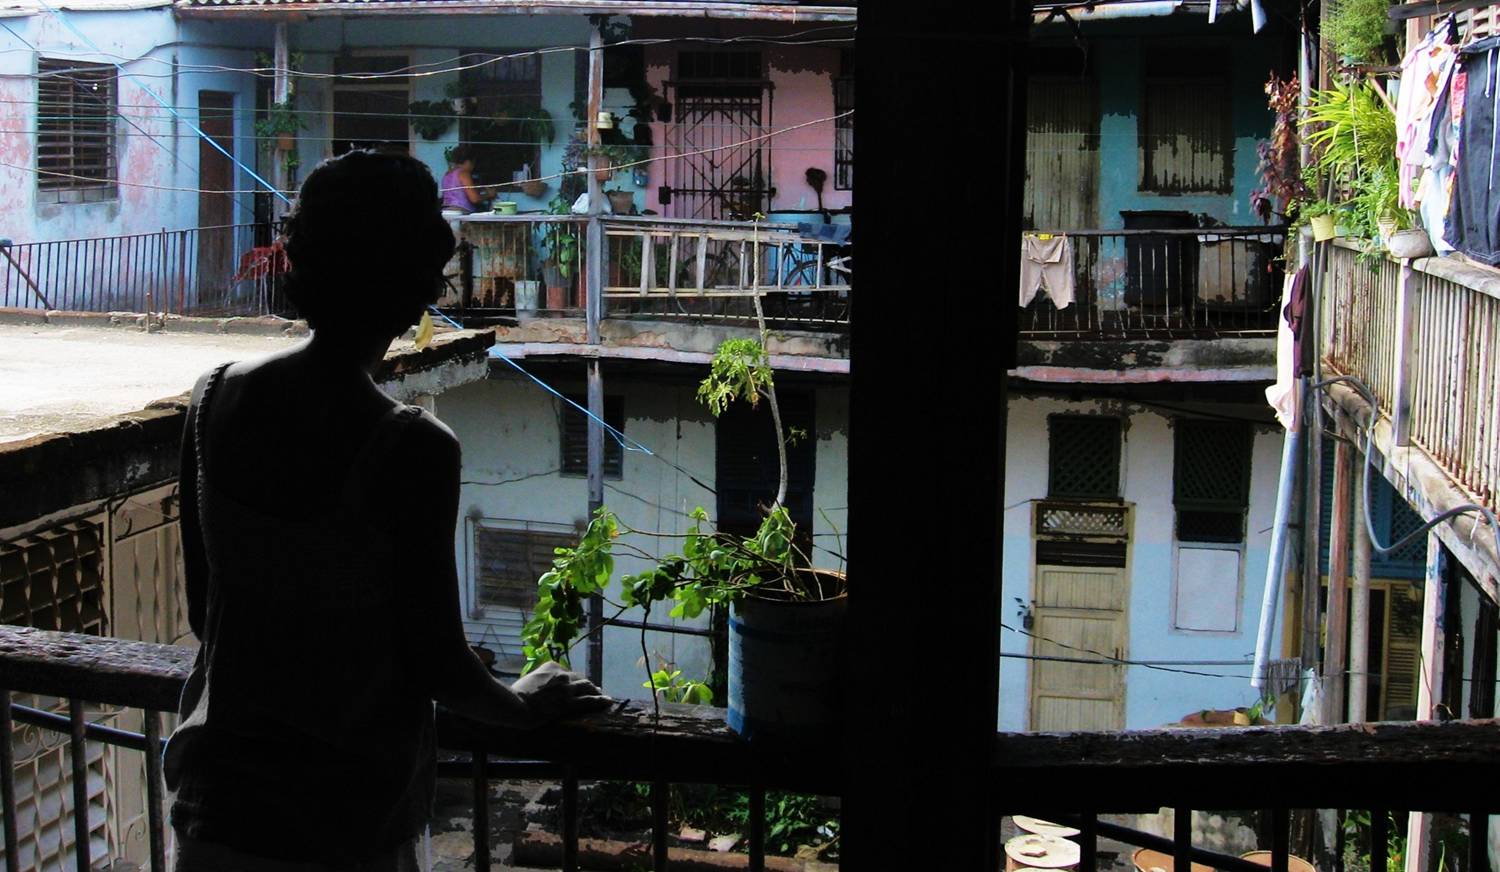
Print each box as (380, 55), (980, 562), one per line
(560, 394), (624, 478)
(474, 526), (575, 610)
(36, 59), (116, 198)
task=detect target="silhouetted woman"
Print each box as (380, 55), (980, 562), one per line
(165, 150), (608, 872)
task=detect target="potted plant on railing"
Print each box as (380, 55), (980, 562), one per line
(538, 195), (579, 310)
(1302, 79), (1404, 263)
(522, 335), (847, 742)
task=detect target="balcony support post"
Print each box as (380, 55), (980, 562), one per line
(272, 22), (290, 218)
(584, 14), (606, 686)
(1392, 261), (1419, 447)
(1349, 448), (1374, 722)
(846, 3), (1025, 868)
(1406, 532), (1450, 872)
(472, 749), (490, 872)
(1324, 432), (1355, 724)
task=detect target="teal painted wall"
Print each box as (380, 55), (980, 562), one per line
(1037, 17), (1291, 229)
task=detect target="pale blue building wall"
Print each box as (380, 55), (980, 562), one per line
(1036, 17), (1287, 229)
(998, 396), (1285, 732)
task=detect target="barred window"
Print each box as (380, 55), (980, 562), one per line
(37, 58), (116, 201)
(1047, 415), (1122, 500)
(473, 523), (576, 609)
(1174, 419), (1252, 543)
(561, 394), (624, 478)
(834, 49), (854, 190)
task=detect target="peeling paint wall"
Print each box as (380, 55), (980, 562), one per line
(436, 371), (850, 701)
(998, 392), (1284, 732)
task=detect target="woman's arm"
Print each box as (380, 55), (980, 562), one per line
(393, 416), (609, 727)
(457, 168), (484, 206)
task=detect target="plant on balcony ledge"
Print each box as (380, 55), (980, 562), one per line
(521, 337), (847, 740)
(1302, 80), (1410, 259)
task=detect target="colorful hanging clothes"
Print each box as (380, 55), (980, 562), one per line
(1396, 20), (1457, 212)
(1019, 234), (1076, 309)
(1446, 36), (1500, 265)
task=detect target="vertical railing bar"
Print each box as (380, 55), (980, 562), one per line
(738, 238), (748, 291)
(748, 783), (766, 872)
(651, 779), (669, 872)
(1471, 812), (1489, 872)
(696, 233), (707, 295)
(68, 698), (91, 872)
(143, 709), (167, 872)
(1272, 807), (1290, 872)
(1079, 812), (1098, 872)
(561, 768), (579, 872)
(0, 690), (19, 872)
(471, 748), (491, 872)
(1173, 807), (1192, 872)
(1370, 810), (1388, 872)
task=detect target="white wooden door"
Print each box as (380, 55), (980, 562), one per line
(1029, 565), (1127, 731)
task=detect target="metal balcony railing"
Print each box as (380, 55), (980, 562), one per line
(1018, 228), (1285, 339)
(2, 624), (1497, 872)
(0, 223), (291, 318)
(449, 214), (851, 331)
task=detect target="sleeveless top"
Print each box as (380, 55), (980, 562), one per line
(440, 168), (474, 212)
(164, 362), (437, 864)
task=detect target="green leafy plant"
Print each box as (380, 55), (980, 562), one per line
(1328, 0), (1394, 67)
(538, 194), (581, 281)
(254, 100), (303, 146)
(1302, 81), (1408, 248)
(408, 100), (457, 140)
(644, 667), (713, 705)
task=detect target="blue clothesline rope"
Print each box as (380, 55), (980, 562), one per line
(427, 306), (717, 496)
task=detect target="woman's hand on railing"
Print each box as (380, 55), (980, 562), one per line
(511, 660), (615, 726)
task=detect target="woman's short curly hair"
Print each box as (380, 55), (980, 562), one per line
(282, 150), (456, 337)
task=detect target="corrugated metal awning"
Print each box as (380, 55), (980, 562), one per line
(174, 0), (857, 21)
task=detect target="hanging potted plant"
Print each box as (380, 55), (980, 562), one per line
(523, 329), (848, 741)
(443, 80), (472, 117)
(255, 100), (303, 153)
(408, 99), (456, 141)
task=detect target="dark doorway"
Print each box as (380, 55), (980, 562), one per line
(197, 91), (236, 304)
(714, 390), (815, 553)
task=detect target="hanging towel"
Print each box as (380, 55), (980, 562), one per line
(1019, 234), (1076, 309)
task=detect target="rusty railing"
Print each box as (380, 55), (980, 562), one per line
(0, 223), (290, 318)
(1018, 227), (1285, 339)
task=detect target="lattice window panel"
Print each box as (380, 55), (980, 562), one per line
(1037, 504), (1128, 538)
(1386, 497), (1430, 566)
(1047, 415), (1121, 499)
(1173, 420), (1252, 510)
(2, 697), (117, 871)
(1, 520), (116, 870)
(0, 522), (108, 634)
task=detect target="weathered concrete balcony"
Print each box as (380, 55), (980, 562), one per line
(0, 624), (1496, 872)
(1015, 228), (1282, 384)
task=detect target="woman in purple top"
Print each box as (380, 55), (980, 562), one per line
(440, 144), (487, 213)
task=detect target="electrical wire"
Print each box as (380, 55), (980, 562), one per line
(0, 109), (851, 197)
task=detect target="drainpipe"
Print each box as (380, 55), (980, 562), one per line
(1251, 390), (1301, 692)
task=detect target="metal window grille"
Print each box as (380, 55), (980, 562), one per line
(0, 521), (108, 633)
(560, 394), (624, 478)
(36, 59), (116, 200)
(1174, 420), (1251, 544)
(1047, 415), (1122, 500)
(677, 50), (762, 81)
(473, 524), (577, 609)
(834, 75), (854, 190)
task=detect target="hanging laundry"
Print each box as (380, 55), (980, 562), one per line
(1396, 19), (1456, 213)
(1019, 233), (1076, 309)
(1447, 36), (1500, 265)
